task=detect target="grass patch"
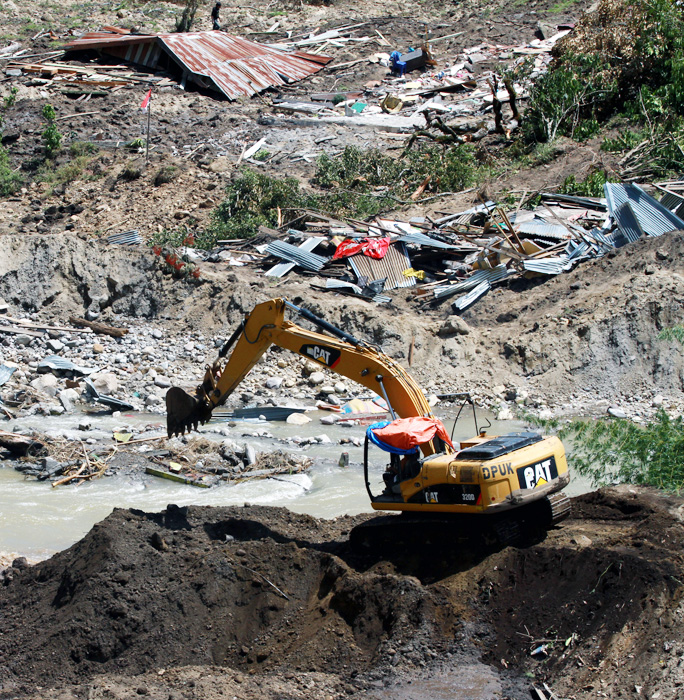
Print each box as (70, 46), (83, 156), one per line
(658, 325), (684, 344)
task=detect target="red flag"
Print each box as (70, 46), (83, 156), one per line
(140, 89), (152, 111)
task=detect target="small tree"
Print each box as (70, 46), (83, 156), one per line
(175, 0), (199, 32)
(42, 103), (62, 158)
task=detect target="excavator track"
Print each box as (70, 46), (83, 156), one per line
(349, 495), (572, 552)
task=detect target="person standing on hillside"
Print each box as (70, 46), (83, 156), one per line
(211, 1), (221, 30)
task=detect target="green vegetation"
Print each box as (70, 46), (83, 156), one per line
(3, 87), (18, 109)
(557, 169), (615, 197)
(198, 144), (483, 247)
(41, 104), (62, 158)
(154, 165), (178, 186)
(560, 410), (684, 492)
(0, 148), (22, 197)
(0, 87), (22, 197)
(658, 325), (684, 344)
(522, 0), (684, 170)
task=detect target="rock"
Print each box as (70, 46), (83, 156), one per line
(14, 334), (33, 347)
(320, 414), (337, 425)
(46, 339), (64, 352)
(334, 382), (347, 394)
(321, 384), (335, 394)
(653, 395), (665, 407)
(265, 377), (283, 390)
(11, 557), (29, 570)
(58, 388), (79, 412)
(608, 406), (627, 419)
(438, 317), (471, 336)
(496, 406), (514, 421)
(492, 385), (506, 397)
(308, 371), (325, 386)
(208, 156), (232, 173)
(243, 444), (257, 466)
(571, 534), (593, 548)
(326, 394), (341, 406)
(314, 434), (332, 444)
(41, 457), (60, 472)
(92, 343), (105, 354)
(153, 376), (171, 388)
(145, 394), (162, 406)
(184, 342), (195, 352)
(91, 372), (118, 394)
(152, 329), (163, 339)
(31, 374), (58, 397)
(287, 412), (311, 425)
(427, 394), (439, 406)
(78, 420), (91, 431)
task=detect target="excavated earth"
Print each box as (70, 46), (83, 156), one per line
(2, 487), (684, 700)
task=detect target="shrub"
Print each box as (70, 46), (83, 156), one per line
(41, 104), (62, 158)
(557, 169), (615, 197)
(561, 410), (684, 492)
(154, 165), (178, 186)
(0, 146), (22, 197)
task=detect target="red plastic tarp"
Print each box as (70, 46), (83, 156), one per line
(371, 416), (454, 451)
(333, 237), (391, 260)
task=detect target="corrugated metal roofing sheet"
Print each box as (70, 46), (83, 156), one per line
(64, 30), (331, 99)
(604, 183), (684, 237)
(265, 240), (328, 272)
(0, 364), (16, 387)
(348, 243), (415, 291)
(612, 201), (645, 244)
(433, 263), (510, 299)
(451, 280), (490, 312)
(516, 221), (569, 240)
(523, 257), (572, 275)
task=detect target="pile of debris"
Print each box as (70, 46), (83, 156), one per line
(184, 181), (684, 314)
(269, 25), (573, 138)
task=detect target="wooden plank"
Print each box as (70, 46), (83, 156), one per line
(145, 466), (211, 488)
(0, 326), (43, 338)
(69, 317), (128, 337)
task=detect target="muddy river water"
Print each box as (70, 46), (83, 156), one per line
(0, 410), (591, 562)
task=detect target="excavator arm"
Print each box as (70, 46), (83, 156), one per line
(166, 298), (442, 455)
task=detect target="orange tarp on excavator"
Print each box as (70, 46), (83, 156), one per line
(371, 416), (454, 451)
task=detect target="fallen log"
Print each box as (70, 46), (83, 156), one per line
(69, 316), (128, 338)
(0, 430), (47, 457)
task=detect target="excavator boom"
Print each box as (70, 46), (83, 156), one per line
(166, 298), (437, 449)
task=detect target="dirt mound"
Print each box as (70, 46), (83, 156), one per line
(1, 488), (684, 699)
(0, 505), (451, 697)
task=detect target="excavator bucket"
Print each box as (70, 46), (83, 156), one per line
(165, 387), (211, 438)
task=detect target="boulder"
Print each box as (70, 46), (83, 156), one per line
(287, 412), (311, 425)
(91, 371), (118, 394)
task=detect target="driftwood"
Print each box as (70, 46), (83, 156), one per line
(69, 316), (128, 338)
(0, 430), (47, 457)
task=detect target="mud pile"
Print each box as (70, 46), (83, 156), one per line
(1, 488), (683, 700)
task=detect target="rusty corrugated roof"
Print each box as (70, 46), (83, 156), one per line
(63, 30), (331, 99)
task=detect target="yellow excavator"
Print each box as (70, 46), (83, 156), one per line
(166, 298), (570, 539)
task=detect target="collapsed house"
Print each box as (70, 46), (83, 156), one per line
(62, 28), (332, 99)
